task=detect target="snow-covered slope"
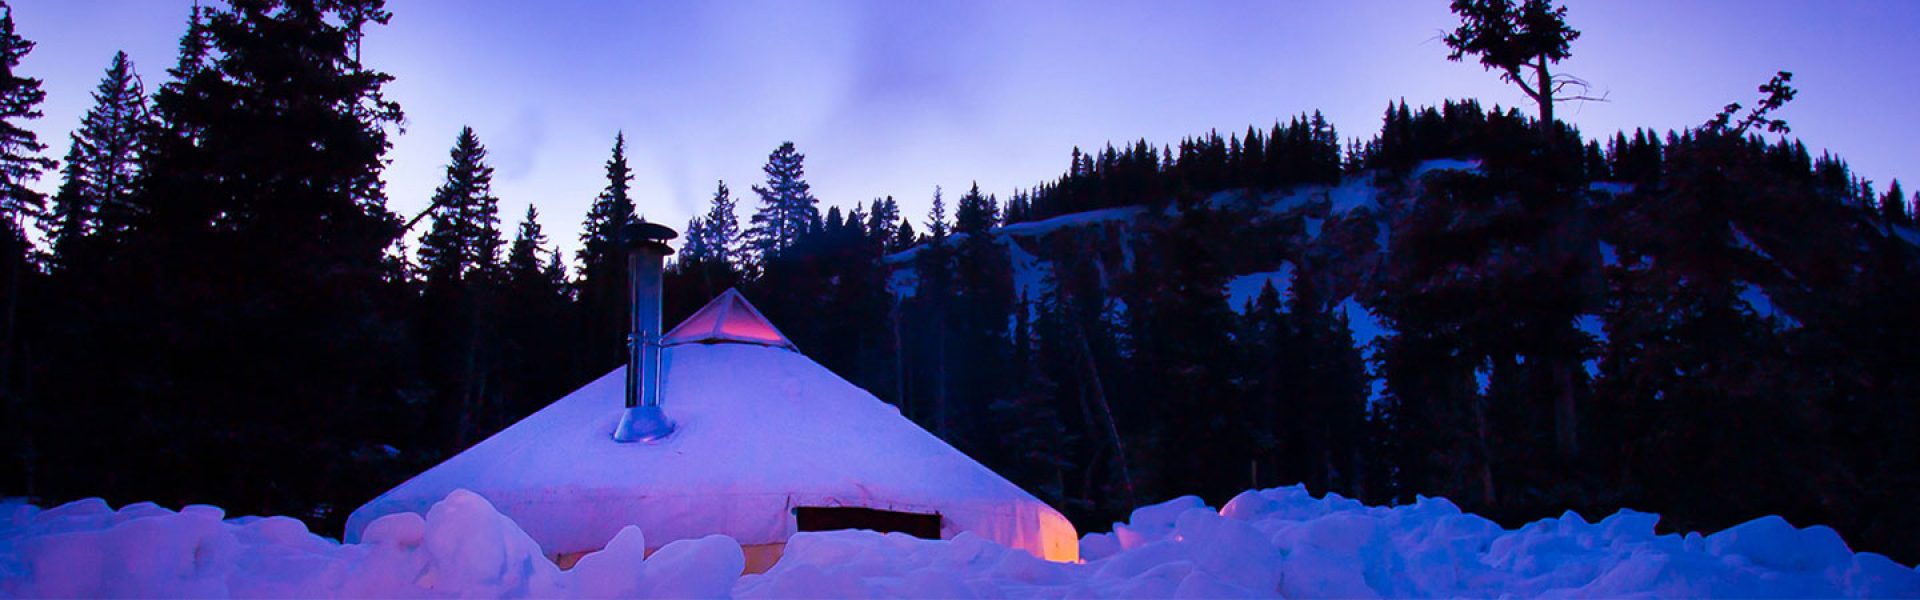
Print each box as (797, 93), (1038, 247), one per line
(5, 486), (1915, 598)
(885, 160), (1482, 309)
(886, 161), (1474, 403)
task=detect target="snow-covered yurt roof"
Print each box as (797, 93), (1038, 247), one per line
(345, 290), (1079, 563)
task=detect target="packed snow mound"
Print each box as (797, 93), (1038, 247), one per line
(6, 486), (1918, 598)
(0, 490), (743, 599)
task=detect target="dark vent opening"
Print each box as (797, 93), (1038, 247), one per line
(795, 506), (941, 540)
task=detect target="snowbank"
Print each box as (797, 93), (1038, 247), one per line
(6, 486), (1917, 598)
(0, 490), (741, 599)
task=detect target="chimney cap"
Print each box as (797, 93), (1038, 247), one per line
(623, 221), (678, 245)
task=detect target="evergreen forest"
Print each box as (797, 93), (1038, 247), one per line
(3, 0), (1918, 565)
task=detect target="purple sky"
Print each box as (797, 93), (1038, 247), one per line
(15, 1), (1918, 260)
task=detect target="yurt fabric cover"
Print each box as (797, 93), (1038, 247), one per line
(345, 292), (1079, 562)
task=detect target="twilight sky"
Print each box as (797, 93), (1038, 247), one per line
(14, 1), (1919, 260)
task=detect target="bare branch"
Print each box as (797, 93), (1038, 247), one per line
(1547, 73), (1592, 95)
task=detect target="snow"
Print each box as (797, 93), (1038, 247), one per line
(887, 159), (1490, 311)
(1589, 182), (1635, 195)
(996, 206), (1143, 238)
(887, 267), (917, 298)
(1225, 263), (1294, 314)
(1893, 224), (1920, 247)
(1739, 283), (1801, 329)
(347, 340), (1078, 564)
(1327, 176), (1381, 214)
(1599, 241), (1620, 267)
(1730, 225), (1772, 260)
(10, 485), (1913, 598)
(1574, 314), (1605, 343)
(1003, 238), (1050, 303)
(1408, 158), (1482, 181)
(1575, 314), (1606, 377)
(0, 490), (741, 599)
(1339, 298), (1391, 406)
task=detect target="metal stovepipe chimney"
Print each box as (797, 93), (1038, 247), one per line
(613, 219), (677, 443)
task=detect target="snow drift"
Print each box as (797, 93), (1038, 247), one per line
(5, 486), (1917, 598)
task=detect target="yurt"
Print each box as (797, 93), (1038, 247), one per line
(345, 271), (1079, 570)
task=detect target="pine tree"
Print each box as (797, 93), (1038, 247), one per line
(680, 213), (710, 264)
(506, 204), (553, 286)
(953, 182), (999, 236)
(416, 127), (505, 452)
(948, 182), (1014, 454)
(418, 126), (502, 287)
(925, 186), (949, 243)
(171, 2), (212, 82)
(914, 186), (955, 438)
(673, 179), (744, 300)
(576, 132), (636, 371)
(892, 218), (917, 252)
(579, 133), (635, 268)
(1003, 191), (1029, 225)
(500, 203), (570, 420)
(987, 292), (1073, 505)
(867, 196), (901, 252)
(1445, 0), (1584, 140)
(1278, 264), (1369, 495)
(47, 52), (150, 264)
(0, 2), (53, 228)
(107, 0), (412, 525)
(745, 141), (819, 261)
(0, 0), (53, 503)
(845, 204), (866, 234)
(1880, 180), (1908, 225)
(1124, 193), (1245, 505)
(701, 179), (741, 266)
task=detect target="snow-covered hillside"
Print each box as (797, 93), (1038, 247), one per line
(885, 160), (1481, 406)
(4, 487), (1915, 598)
(881, 158), (1871, 411)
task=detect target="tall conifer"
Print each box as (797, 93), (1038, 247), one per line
(745, 141), (818, 261)
(47, 52), (150, 264)
(0, 0), (51, 501)
(576, 133), (636, 370)
(701, 180), (741, 266)
(418, 126), (502, 286)
(0, 2), (52, 227)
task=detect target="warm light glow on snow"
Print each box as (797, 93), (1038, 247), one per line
(1038, 509), (1080, 563)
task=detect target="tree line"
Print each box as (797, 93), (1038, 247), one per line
(2, 0), (1918, 565)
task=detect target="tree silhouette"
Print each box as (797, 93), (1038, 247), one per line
(1444, 0), (1591, 138)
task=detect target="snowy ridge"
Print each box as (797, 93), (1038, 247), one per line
(5, 485), (1916, 598)
(997, 206), (1146, 239)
